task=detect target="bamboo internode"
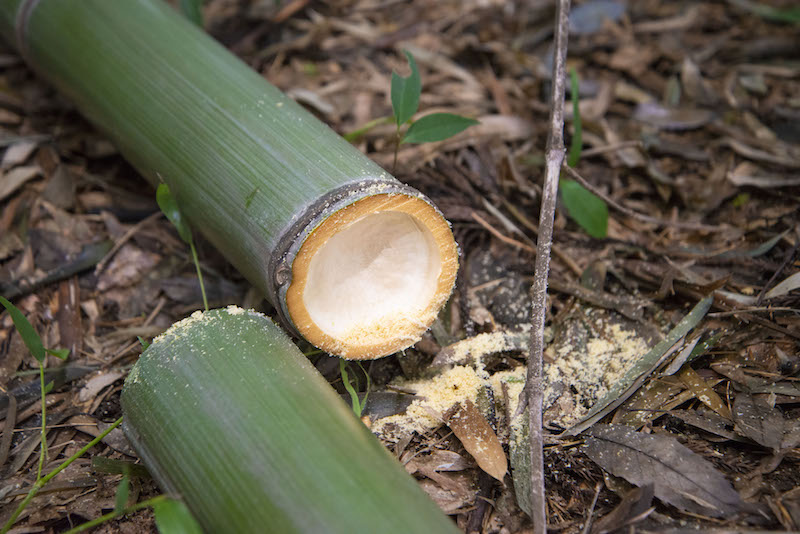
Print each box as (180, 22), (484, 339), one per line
(0, 0), (458, 358)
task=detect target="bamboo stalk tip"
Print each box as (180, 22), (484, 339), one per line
(286, 193), (458, 359)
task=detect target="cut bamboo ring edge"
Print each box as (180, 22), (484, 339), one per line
(282, 187), (458, 359)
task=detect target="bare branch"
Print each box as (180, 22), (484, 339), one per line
(524, 0), (571, 531)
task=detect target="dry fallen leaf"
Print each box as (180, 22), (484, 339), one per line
(446, 399), (507, 482)
(733, 392), (800, 453)
(585, 424), (745, 518)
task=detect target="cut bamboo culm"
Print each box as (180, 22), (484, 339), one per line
(122, 307), (460, 533)
(0, 0), (458, 359)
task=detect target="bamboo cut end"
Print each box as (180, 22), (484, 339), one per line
(286, 193), (458, 359)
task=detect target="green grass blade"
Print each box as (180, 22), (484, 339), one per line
(339, 359), (362, 417)
(391, 50), (421, 127)
(0, 296), (45, 363)
(402, 113), (479, 144)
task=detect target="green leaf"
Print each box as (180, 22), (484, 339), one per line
(45, 348), (70, 360)
(0, 296), (45, 363)
(391, 51), (421, 127)
(179, 0), (204, 27)
(43, 380), (54, 394)
(729, 0), (800, 23)
(114, 474), (130, 513)
(339, 359), (362, 417)
(560, 179), (608, 238)
(402, 113), (479, 144)
(156, 183), (192, 244)
(153, 498), (203, 534)
(567, 68), (582, 167)
(137, 336), (150, 350)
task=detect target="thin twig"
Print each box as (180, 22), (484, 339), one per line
(524, 0), (571, 531)
(471, 211), (535, 252)
(581, 482), (603, 534)
(561, 164), (726, 233)
(756, 238), (800, 306)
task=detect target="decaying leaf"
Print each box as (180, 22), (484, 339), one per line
(446, 399), (507, 481)
(633, 102), (715, 130)
(733, 392), (800, 453)
(678, 367), (732, 420)
(669, 408), (738, 441)
(615, 376), (691, 428)
(591, 484), (654, 534)
(585, 424), (745, 518)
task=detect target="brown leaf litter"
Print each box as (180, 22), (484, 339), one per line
(2, 0), (800, 532)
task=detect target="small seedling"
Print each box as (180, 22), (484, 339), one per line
(344, 51), (479, 170)
(339, 359), (371, 418)
(560, 68), (608, 239)
(390, 51), (479, 169)
(0, 296), (68, 484)
(156, 182), (209, 311)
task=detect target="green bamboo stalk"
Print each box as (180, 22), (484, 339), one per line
(0, 0), (458, 359)
(121, 307), (459, 533)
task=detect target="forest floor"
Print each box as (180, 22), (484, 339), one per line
(1, 0), (799, 532)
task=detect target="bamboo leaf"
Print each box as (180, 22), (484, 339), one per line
(560, 179), (608, 238)
(153, 498), (203, 534)
(178, 0), (204, 27)
(402, 113), (479, 144)
(0, 296), (45, 363)
(585, 424), (745, 517)
(156, 183), (192, 244)
(391, 51), (421, 127)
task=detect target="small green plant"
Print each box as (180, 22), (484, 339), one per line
(339, 359), (371, 417)
(560, 68), (608, 239)
(344, 51), (479, 170)
(390, 51), (479, 169)
(156, 182), (209, 311)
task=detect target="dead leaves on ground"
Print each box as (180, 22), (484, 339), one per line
(584, 424), (747, 519)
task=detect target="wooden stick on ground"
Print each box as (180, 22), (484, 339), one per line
(524, 0), (571, 531)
